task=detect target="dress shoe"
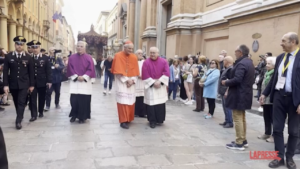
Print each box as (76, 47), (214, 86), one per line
(223, 124), (233, 128)
(120, 123), (129, 129)
(295, 149), (300, 154)
(78, 119), (84, 124)
(286, 158), (296, 169)
(219, 122), (226, 126)
(38, 113), (44, 118)
(29, 117), (37, 122)
(150, 123), (156, 129)
(55, 104), (61, 109)
(70, 117), (76, 123)
(268, 159), (284, 168)
(15, 123), (22, 130)
(193, 109), (201, 112)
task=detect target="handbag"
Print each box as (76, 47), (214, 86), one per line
(199, 69), (216, 84)
(182, 64), (193, 80)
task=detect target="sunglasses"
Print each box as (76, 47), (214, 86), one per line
(15, 42), (24, 46)
(32, 45), (39, 49)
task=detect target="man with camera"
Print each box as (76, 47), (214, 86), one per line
(29, 40), (52, 122)
(45, 47), (64, 110)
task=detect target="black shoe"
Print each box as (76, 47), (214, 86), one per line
(70, 117), (76, 123)
(139, 115), (147, 118)
(268, 159), (284, 168)
(226, 142), (245, 151)
(295, 149), (300, 154)
(193, 109), (201, 112)
(219, 122), (226, 126)
(286, 158), (296, 169)
(231, 140), (248, 148)
(223, 124), (234, 128)
(38, 113), (44, 118)
(55, 104), (61, 109)
(16, 122), (22, 130)
(78, 120), (84, 124)
(29, 117), (37, 122)
(150, 123), (156, 128)
(120, 123), (129, 129)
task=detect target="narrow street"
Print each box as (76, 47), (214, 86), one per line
(0, 81), (297, 169)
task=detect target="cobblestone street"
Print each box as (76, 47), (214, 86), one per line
(0, 81), (298, 169)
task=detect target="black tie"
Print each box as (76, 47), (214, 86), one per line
(282, 53), (291, 77)
(17, 54), (20, 60)
(35, 55), (38, 60)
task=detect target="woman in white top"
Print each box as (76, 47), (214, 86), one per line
(182, 56), (197, 105)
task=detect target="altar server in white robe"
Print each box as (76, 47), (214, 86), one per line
(134, 49), (147, 117)
(142, 47), (170, 128)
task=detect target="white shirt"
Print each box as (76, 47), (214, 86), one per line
(276, 49), (297, 92)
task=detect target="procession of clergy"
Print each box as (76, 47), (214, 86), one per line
(4, 35), (169, 130)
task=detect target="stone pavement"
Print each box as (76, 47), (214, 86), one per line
(0, 81), (298, 169)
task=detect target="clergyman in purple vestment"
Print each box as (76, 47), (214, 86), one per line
(142, 47), (170, 129)
(67, 41), (96, 124)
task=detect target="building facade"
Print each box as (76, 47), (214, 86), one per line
(0, 0), (75, 55)
(96, 0), (300, 64)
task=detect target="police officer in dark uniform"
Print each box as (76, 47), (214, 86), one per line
(25, 41), (34, 109)
(29, 40), (52, 121)
(3, 36), (35, 129)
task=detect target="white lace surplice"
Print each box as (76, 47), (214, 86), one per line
(143, 75), (169, 106)
(115, 75), (138, 105)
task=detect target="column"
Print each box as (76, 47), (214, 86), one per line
(17, 25), (23, 36)
(139, 0), (147, 49)
(28, 31), (32, 41)
(8, 22), (17, 51)
(128, 0), (135, 43)
(24, 28), (28, 41)
(145, 0), (157, 31)
(0, 17), (8, 50)
(134, 0), (141, 51)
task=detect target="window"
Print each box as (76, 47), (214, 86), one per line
(166, 3), (172, 24)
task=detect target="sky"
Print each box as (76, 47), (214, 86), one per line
(63, 0), (118, 41)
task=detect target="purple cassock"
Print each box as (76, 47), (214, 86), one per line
(67, 53), (96, 78)
(141, 57), (170, 80)
(67, 53), (96, 123)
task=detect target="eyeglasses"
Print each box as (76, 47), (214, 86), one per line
(15, 42), (24, 46)
(32, 45), (39, 49)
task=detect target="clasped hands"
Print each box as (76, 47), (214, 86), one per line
(126, 79), (134, 88)
(77, 76), (85, 82)
(153, 80), (161, 89)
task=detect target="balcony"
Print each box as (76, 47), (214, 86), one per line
(43, 20), (50, 31)
(56, 35), (64, 43)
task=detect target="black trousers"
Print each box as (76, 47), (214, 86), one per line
(45, 83), (61, 107)
(10, 89), (28, 123)
(206, 98), (216, 116)
(0, 127), (8, 169)
(263, 104), (273, 135)
(69, 94), (91, 120)
(273, 91), (300, 160)
(30, 87), (47, 117)
(194, 79), (205, 111)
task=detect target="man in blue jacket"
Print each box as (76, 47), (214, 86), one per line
(45, 47), (64, 110)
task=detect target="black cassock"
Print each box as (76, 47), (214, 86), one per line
(0, 127), (8, 169)
(69, 94), (91, 120)
(134, 96), (147, 117)
(146, 103), (166, 124)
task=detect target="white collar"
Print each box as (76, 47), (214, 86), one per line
(13, 51), (25, 56)
(33, 53), (42, 57)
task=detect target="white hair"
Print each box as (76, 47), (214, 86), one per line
(221, 50), (227, 54)
(49, 47), (55, 51)
(266, 56), (276, 66)
(135, 49), (143, 54)
(77, 41), (87, 48)
(149, 47), (159, 53)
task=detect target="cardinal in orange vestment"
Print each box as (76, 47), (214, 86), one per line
(111, 41), (139, 129)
